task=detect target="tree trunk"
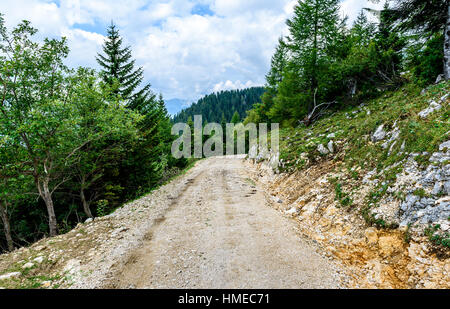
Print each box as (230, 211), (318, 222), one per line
(80, 188), (93, 219)
(0, 201), (14, 252)
(444, 3), (450, 80)
(39, 179), (58, 237)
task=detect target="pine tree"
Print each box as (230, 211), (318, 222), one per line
(351, 11), (376, 47)
(266, 38), (288, 90)
(373, 3), (406, 84)
(252, 38), (289, 124)
(231, 111), (241, 124)
(96, 22), (152, 108)
(389, 0), (449, 80)
(286, 0), (342, 93)
(267, 0), (343, 122)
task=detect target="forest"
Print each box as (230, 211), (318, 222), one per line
(245, 0), (449, 127)
(173, 87), (265, 124)
(0, 18), (187, 252)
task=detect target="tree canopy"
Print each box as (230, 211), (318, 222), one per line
(244, 0), (447, 127)
(173, 87), (265, 124)
(0, 15), (186, 250)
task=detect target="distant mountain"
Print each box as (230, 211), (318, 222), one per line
(173, 87), (265, 124)
(165, 98), (191, 116)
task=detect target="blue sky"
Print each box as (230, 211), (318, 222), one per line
(0, 0), (383, 113)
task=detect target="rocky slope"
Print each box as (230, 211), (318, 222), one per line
(247, 81), (449, 288)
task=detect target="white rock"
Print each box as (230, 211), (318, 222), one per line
(269, 152), (280, 171)
(248, 145), (258, 160)
(371, 125), (387, 142)
(435, 196), (450, 206)
(400, 141), (406, 152)
(390, 128), (401, 142)
(0, 272), (21, 281)
(285, 207), (299, 216)
(85, 218), (93, 224)
(435, 74), (444, 84)
(418, 101), (442, 119)
(327, 140), (334, 153)
(33, 256), (44, 264)
(22, 262), (34, 269)
(388, 141), (397, 156)
(317, 144), (329, 155)
(64, 259), (81, 275)
(273, 196), (283, 204)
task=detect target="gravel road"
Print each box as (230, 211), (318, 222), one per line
(102, 156), (346, 288)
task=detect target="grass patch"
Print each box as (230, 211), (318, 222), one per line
(424, 225), (450, 249)
(278, 81), (449, 175)
(244, 178), (257, 187)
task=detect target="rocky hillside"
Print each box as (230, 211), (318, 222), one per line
(248, 81), (449, 288)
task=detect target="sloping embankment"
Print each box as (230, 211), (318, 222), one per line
(247, 81), (449, 289)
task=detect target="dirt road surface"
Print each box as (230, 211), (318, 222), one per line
(103, 156), (347, 289)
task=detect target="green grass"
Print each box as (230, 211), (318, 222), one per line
(329, 177), (353, 208)
(424, 224), (450, 249)
(277, 80), (449, 234)
(412, 188), (429, 199)
(0, 256), (61, 289)
(244, 177), (257, 187)
(278, 81), (449, 175)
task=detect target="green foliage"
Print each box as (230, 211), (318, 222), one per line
(267, 69), (311, 126)
(424, 225), (450, 249)
(404, 224), (412, 244)
(96, 22), (152, 107)
(0, 15), (188, 252)
(407, 33), (444, 86)
(246, 2), (410, 127)
(96, 200), (109, 218)
(231, 111), (241, 124)
(280, 0), (343, 118)
(330, 178), (353, 208)
(174, 87), (265, 124)
(389, 0), (448, 34)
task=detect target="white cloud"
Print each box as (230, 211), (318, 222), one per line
(212, 80), (258, 92)
(0, 0), (382, 103)
(340, 0), (385, 25)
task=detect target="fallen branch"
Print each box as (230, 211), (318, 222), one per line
(302, 88), (337, 126)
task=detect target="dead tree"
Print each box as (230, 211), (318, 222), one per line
(302, 88), (337, 126)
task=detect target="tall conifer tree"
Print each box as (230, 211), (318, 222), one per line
(96, 22), (153, 110)
(388, 0), (449, 80)
(286, 0), (342, 93)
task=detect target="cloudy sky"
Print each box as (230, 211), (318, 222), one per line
(0, 0), (383, 111)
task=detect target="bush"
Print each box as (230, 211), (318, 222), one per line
(407, 33), (444, 86)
